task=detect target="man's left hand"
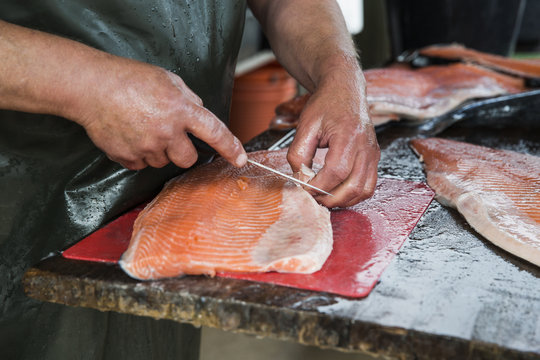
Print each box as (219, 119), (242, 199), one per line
(287, 67), (380, 208)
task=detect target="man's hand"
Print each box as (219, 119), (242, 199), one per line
(0, 20), (247, 171)
(287, 62), (380, 208)
(248, 0), (380, 208)
(77, 62), (247, 170)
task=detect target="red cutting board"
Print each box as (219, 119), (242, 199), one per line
(63, 178), (434, 298)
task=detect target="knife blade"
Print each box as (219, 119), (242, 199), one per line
(247, 159), (333, 197)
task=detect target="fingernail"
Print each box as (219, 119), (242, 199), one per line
(236, 153), (247, 167)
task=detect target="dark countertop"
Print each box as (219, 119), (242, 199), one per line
(23, 107), (540, 360)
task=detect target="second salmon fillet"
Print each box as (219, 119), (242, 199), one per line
(120, 149), (332, 280)
(410, 138), (540, 267)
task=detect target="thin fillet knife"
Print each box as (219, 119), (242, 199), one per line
(247, 159), (333, 197)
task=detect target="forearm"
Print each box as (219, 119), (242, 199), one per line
(0, 20), (115, 123)
(247, 0), (361, 92)
(0, 20), (247, 169)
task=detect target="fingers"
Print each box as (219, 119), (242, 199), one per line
(110, 139), (198, 170)
(286, 116), (320, 174)
(297, 125), (379, 208)
(166, 71), (246, 167)
(106, 107), (242, 170)
(142, 143), (170, 168)
(314, 149), (378, 208)
(186, 105), (247, 167)
(93, 67), (246, 170)
(166, 133), (199, 168)
(307, 138), (355, 197)
(144, 154), (169, 168)
(112, 156), (147, 171)
(285, 106), (380, 208)
(362, 159), (379, 199)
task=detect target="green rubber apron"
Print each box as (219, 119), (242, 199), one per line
(0, 1), (246, 358)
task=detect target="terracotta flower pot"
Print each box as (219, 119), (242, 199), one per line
(229, 61), (297, 144)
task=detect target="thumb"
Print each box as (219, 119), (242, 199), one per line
(286, 123), (319, 175)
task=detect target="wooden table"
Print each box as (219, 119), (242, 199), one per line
(23, 111), (540, 359)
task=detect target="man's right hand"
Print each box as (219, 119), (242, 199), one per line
(76, 61), (247, 170)
(0, 20), (247, 171)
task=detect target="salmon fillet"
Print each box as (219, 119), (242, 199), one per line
(410, 138), (540, 267)
(366, 63), (523, 122)
(120, 149), (332, 280)
(269, 63), (524, 130)
(419, 44), (540, 79)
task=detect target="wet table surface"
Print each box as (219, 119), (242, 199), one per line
(23, 106), (540, 360)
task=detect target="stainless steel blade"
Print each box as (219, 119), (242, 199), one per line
(267, 129), (296, 150)
(247, 159), (333, 197)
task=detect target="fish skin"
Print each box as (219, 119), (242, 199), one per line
(119, 148), (332, 280)
(410, 137), (540, 267)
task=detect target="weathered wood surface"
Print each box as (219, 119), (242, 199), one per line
(24, 113), (540, 360)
